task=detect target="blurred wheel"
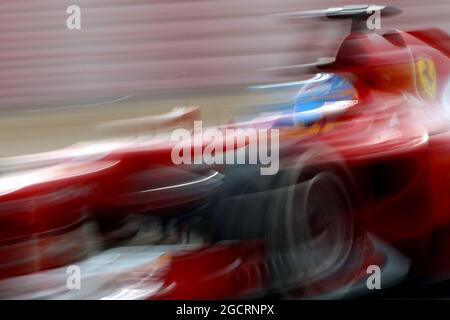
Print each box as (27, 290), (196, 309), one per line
(267, 145), (364, 297)
(270, 170), (361, 294)
(205, 145), (364, 298)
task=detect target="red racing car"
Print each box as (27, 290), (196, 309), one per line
(0, 5), (450, 299)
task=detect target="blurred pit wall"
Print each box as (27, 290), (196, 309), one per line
(1, 0), (449, 109)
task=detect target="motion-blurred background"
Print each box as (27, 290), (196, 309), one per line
(1, 0), (449, 155)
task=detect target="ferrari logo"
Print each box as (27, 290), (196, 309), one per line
(416, 57), (437, 99)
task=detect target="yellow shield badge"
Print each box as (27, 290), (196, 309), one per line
(416, 57), (437, 99)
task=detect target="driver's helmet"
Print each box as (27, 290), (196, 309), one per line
(293, 73), (358, 125)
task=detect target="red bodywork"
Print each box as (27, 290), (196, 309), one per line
(1, 26), (450, 298)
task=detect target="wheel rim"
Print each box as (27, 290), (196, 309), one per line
(272, 171), (355, 292)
